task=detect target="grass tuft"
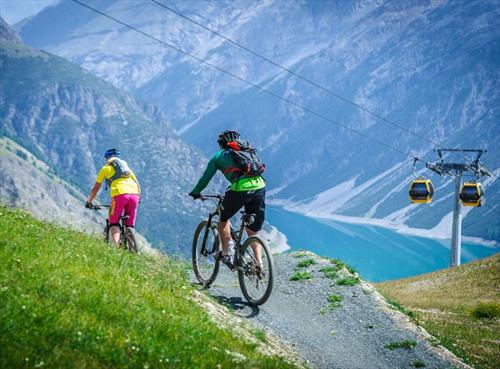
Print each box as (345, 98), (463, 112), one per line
(252, 328), (267, 343)
(384, 340), (417, 350)
(336, 276), (360, 286)
(411, 359), (426, 368)
(471, 303), (500, 320)
(319, 266), (338, 279)
(386, 298), (417, 319)
(330, 258), (346, 268)
(292, 250), (308, 258)
(289, 270), (312, 281)
(330, 258), (356, 274)
(327, 294), (343, 309)
(296, 258), (317, 269)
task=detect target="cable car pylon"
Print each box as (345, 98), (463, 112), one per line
(424, 148), (492, 267)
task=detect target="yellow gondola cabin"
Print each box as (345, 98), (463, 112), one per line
(460, 182), (484, 207)
(409, 179), (434, 204)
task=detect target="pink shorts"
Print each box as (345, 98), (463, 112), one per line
(109, 194), (140, 227)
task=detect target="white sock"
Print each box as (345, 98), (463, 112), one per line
(228, 240), (235, 256)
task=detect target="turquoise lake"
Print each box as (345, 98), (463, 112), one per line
(267, 206), (499, 282)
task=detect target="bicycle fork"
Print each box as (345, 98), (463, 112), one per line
(201, 215), (219, 257)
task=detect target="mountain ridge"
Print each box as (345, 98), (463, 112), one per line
(0, 34), (211, 252)
(15, 0), (500, 241)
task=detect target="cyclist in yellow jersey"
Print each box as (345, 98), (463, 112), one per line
(86, 148), (141, 245)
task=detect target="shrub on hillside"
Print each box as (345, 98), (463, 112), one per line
(472, 303), (500, 319)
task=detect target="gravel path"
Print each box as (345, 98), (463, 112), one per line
(201, 250), (471, 369)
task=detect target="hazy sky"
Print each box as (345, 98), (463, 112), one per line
(0, 0), (59, 25)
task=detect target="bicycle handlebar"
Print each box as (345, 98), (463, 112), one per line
(198, 194), (224, 201)
(87, 203), (110, 210)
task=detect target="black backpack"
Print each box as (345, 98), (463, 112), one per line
(226, 140), (265, 179)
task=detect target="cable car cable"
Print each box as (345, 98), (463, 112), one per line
(150, 0), (497, 167)
(68, 0), (498, 246)
(71, 0), (417, 159)
(149, 0), (443, 148)
(484, 203), (500, 217)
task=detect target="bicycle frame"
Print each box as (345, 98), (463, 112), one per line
(194, 193), (273, 305)
(201, 194), (252, 264)
(91, 204), (130, 248)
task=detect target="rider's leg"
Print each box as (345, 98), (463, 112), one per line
(244, 188), (266, 265)
(110, 225), (121, 244)
(218, 220), (231, 256)
(109, 194), (126, 245)
(123, 194), (140, 227)
(220, 190), (244, 258)
(245, 227), (262, 264)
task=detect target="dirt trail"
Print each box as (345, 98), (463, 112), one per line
(203, 251), (470, 369)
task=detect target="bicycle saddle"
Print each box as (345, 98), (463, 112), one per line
(242, 213), (256, 225)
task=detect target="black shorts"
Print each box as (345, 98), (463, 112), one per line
(220, 187), (266, 232)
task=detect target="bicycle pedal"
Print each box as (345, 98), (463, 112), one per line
(221, 257), (234, 270)
(215, 252), (233, 268)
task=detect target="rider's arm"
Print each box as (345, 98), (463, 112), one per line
(191, 153), (220, 195)
(86, 182), (102, 203)
(87, 166), (108, 203)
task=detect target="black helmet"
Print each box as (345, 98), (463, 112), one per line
(217, 130), (240, 148)
(104, 148), (120, 159)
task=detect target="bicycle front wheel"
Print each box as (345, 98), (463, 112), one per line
(123, 227), (138, 253)
(192, 220), (220, 287)
(104, 220), (111, 244)
(238, 236), (274, 306)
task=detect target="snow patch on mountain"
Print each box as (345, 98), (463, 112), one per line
(283, 161), (405, 216)
(260, 223), (291, 254)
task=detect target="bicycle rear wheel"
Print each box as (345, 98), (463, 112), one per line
(192, 220), (220, 287)
(123, 227), (138, 253)
(238, 236), (274, 306)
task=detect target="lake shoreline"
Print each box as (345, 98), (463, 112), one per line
(266, 205), (499, 282)
(268, 200), (499, 248)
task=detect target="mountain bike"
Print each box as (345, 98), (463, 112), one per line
(88, 204), (138, 253)
(192, 194), (274, 306)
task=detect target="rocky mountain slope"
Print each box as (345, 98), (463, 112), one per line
(0, 22), (212, 253)
(16, 0), (500, 241)
(0, 136), (152, 251)
(0, 136), (101, 232)
(0, 15), (21, 44)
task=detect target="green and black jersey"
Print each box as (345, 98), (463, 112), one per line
(191, 149), (265, 195)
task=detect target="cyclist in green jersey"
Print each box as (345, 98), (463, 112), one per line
(189, 130), (266, 267)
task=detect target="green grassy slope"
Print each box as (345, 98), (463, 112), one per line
(376, 255), (500, 369)
(0, 206), (297, 369)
